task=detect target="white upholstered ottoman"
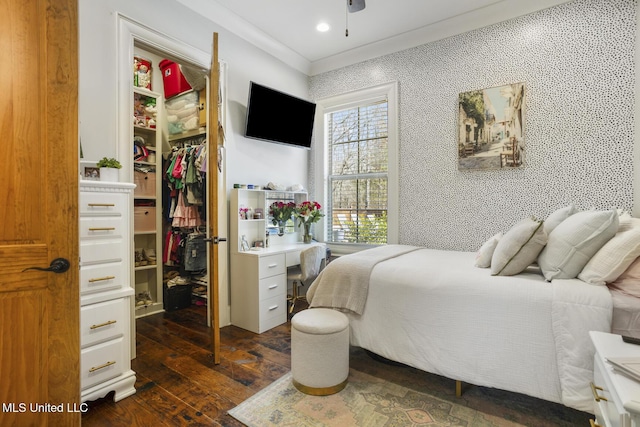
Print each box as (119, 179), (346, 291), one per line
(291, 308), (349, 395)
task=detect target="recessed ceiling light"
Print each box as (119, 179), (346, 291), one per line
(316, 22), (330, 32)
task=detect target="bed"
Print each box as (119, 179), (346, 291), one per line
(307, 245), (615, 412)
(309, 207), (640, 415)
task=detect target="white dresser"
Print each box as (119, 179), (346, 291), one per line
(79, 181), (136, 402)
(590, 331), (640, 427)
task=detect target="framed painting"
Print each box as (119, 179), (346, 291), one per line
(458, 82), (525, 170)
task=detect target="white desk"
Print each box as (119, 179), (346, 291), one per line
(230, 242), (325, 333)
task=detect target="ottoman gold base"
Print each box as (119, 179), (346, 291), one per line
(292, 378), (348, 396)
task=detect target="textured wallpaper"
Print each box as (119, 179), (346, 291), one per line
(309, 0), (636, 251)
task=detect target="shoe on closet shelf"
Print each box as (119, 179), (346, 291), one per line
(143, 248), (156, 265)
(135, 248), (147, 266)
(135, 290), (153, 306)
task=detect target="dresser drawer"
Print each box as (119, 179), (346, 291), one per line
(81, 337), (127, 390)
(259, 254), (286, 278)
(81, 298), (127, 348)
(80, 191), (128, 216)
(80, 261), (125, 295)
(81, 240), (126, 265)
(80, 216), (127, 240)
(259, 274), (286, 301)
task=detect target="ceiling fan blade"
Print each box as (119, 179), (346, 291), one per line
(347, 0), (365, 13)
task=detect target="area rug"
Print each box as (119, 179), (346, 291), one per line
(228, 369), (523, 426)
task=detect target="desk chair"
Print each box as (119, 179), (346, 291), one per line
(287, 245), (325, 314)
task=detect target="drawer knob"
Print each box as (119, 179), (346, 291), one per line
(88, 276), (116, 283)
(590, 382), (607, 402)
(269, 305), (278, 311)
(88, 203), (115, 207)
(268, 263), (278, 268)
(268, 284), (278, 289)
(88, 227), (116, 231)
(89, 320), (117, 330)
(89, 360), (116, 373)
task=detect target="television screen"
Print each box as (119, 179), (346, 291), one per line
(244, 82), (316, 149)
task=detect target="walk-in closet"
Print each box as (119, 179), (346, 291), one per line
(132, 44), (212, 326)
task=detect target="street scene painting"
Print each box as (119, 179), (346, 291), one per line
(458, 82), (525, 170)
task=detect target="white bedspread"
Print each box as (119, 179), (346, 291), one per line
(326, 247), (612, 412)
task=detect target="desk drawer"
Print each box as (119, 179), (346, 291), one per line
(80, 192), (128, 216)
(259, 274), (286, 301)
(80, 262), (125, 295)
(286, 250), (301, 267)
(259, 294), (286, 332)
(81, 337), (126, 390)
(259, 254), (286, 278)
(80, 298), (127, 348)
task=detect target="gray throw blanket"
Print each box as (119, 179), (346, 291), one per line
(306, 245), (421, 315)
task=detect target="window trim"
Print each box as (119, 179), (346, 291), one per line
(313, 81), (399, 255)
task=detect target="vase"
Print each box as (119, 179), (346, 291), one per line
(99, 167), (119, 182)
(277, 220), (286, 236)
(303, 223), (312, 244)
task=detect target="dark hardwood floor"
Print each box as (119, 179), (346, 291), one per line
(82, 303), (593, 427)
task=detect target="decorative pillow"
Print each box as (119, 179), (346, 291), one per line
(491, 218), (547, 276)
(475, 233), (502, 268)
(544, 204), (576, 235)
(608, 256), (640, 298)
(578, 218), (640, 286)
(538, 209), (619, 281)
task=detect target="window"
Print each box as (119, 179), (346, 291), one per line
(314, 82), (398, 252)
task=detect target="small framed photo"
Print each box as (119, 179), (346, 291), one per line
(253, 240), (264, 248)
(84, 167), (100, 180)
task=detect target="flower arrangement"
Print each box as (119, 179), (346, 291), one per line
(269, 201), (296, 225)
(294, 201), (324, 225)
(295, 201), (324, 243)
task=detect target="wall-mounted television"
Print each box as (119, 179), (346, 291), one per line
(244, 81), (316, 149)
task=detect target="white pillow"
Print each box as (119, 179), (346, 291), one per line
(538, 209), (619, 281)
(491, 218), (547, 276)
(544, 205), (576, 235)
(578, 218), (640, 286)
(475, 233), (502, 268)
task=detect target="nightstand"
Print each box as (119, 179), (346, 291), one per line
(590, 331), (640, 427)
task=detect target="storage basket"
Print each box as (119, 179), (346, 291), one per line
(134, 207), (156, 232)
(133, 171), (156, 198)
(164, 283), (192, 312)
(159, 59), (192, 99)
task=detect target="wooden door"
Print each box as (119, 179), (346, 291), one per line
(0, 0), (80, 425)
(208, 33), (221, 363)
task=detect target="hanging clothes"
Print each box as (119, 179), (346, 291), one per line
(184, 232), (207, 272)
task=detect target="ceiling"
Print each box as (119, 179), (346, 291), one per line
(176, 0), (573, 75)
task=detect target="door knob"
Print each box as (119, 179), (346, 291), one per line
(204, 237), (227, 244)
(22, 258), (71, 274)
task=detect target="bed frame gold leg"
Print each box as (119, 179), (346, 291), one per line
(456, 380), (462, 397)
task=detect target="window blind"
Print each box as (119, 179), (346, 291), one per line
(327, 99), (388, 244)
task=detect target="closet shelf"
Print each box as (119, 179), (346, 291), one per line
(134, 264), (157, 272)
(168, 127), (206, 143)
(134, 125), (156, 133)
